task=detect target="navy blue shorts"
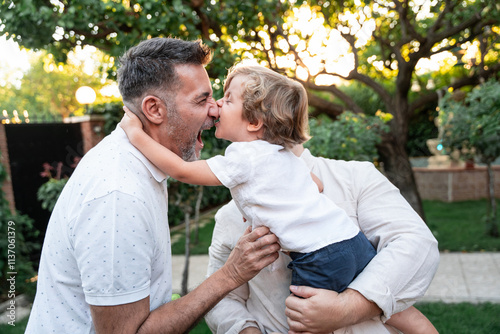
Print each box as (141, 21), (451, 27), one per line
(287, 231), (376, 293)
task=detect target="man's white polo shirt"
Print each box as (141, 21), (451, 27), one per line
(26, 126), (172, 333)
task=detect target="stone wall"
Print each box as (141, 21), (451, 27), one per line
(0, 123), (16, 214)
(413, 166), (500, 202)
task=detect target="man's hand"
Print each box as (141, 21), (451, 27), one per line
(222, 226), (280, 288)
(285, 286), (381, 334)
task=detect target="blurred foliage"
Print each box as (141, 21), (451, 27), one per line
(0, 50), (119, 120)
(306, 111), (391, 162)
(0, 153), (39, 301)
(438, 80), (500, 236)
(36, 161), (72, 212)
(438, 80), (500, 166)
(92, 101), (124, 135)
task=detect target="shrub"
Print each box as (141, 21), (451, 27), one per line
(0, 153), (39, 301)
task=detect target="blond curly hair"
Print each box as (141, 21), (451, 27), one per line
(224, 65), (310, 148)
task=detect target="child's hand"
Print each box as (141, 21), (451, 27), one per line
(120, 106), (143, 137)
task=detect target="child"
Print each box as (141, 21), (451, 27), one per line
(120, 64), (437, 334)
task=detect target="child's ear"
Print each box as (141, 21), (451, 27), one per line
(247, 118), (264, 133)
(141, 95), (165, 125)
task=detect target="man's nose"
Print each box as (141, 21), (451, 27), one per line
(208, 98), (220, 119)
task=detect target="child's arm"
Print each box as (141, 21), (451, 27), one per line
(310, 172), (324, 193)
(119, 108), (222, 186)
(385, 306), (438, 334)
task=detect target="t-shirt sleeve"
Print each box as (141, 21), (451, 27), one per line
(206, 143), (251, 189)
(71, 191), (156, 306)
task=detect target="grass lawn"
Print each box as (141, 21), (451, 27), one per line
(423, 199), (500, 252)
(171, 216), (218, 255)
(415, 302), (500, 333)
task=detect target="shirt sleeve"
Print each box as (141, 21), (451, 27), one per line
(206, 143), (251, 189)
(71, 191), (156, 306)
(347, 162), (440, 321)
(204, 202), (263, 334)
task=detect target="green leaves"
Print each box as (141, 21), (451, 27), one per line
(439, 80), (500, 165)
(36, 178), (68, 211)
(306, 111), (390, 162)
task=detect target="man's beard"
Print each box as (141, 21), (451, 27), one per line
(166, 106), (197, 162)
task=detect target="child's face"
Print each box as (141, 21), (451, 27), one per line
(215, 75), (251, 142)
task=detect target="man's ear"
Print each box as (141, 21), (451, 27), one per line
(141, 95), (165, 125)
(247, 118), (264, 133)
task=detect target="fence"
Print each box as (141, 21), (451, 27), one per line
(2, 109), (63, 124)
(0, 115), (105, 234)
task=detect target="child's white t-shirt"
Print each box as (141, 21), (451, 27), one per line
(206, 140), (359, 253)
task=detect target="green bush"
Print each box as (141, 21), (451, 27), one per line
(36, 162), (72, 213)
(37, 178), (68, 212)
(306, 111), (391, 162)
(0, 153), (39, 301)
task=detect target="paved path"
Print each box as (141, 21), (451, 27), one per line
(172, 252), (500, 304)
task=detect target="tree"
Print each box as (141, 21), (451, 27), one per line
(0, 47), (119, 120)
(223, 0), (500, 218)
(438, 80), (500, 237)
(2, 0), (499, 218)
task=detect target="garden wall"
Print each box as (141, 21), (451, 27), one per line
(0, 115), (105, 234)
(413, 166), (500, 202)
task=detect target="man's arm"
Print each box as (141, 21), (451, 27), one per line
(348, 162), (439, 318)
(90, 226), (279, 334)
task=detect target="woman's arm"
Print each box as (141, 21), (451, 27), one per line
(120, 109), (221, 186)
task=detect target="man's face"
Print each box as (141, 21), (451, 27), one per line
(161, 64), (218, 161)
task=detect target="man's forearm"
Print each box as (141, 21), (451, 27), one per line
(339, 288), (382, 325)
(140, 226), (279, 333)
(139, 268), (240, 333)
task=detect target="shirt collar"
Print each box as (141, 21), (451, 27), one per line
(113, 125), (168, 183)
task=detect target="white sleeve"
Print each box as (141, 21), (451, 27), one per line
(72, 191), (155, 306)
(347, 163), (440, 321)
(204, 202), (263, 334)
(206, 143), (251, 189)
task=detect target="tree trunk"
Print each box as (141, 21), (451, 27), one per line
(378, 135), (426, 221)
(193, 186), (203, 245)
(181, 210), (191, 296)
(486, 163), (499, 237)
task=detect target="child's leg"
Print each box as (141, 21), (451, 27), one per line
(386, 306), (438, 334)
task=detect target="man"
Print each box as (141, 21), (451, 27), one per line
(205, 145), (439, 333)
(26, 37), (280, 333)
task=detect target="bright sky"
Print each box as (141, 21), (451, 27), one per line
(0, 35), (34, 89)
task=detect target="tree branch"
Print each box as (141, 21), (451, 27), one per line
(307, 93), (345, 119)
(300, 80), (365, 115)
